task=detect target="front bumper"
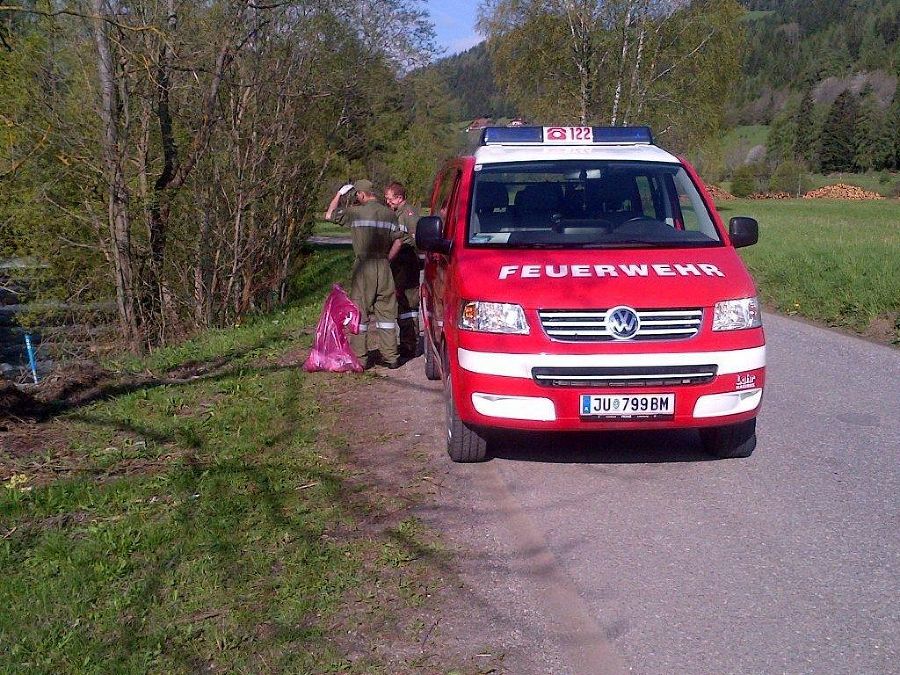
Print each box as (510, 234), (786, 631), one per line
(454, 346), (765, 431)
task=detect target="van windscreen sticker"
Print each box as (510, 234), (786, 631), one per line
(498, 264), (725, 279)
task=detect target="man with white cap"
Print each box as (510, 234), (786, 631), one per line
(326, 179), (403, 368)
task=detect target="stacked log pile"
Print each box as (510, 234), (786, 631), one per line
(803, 184), (885, 200)
(706, 185), (735, 201)
(748, 192), (793, 200)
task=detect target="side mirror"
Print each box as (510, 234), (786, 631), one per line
(415, 216), (451, 255)
(729, 216), (758, 248)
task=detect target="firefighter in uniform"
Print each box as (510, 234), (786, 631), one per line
(326, 179), (403, 368)
(384, 181), (421, 359)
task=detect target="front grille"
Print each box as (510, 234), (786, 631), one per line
(539, 308), (703, 341)
(532, 364), (717, 388)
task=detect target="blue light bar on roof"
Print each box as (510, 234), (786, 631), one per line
(481, 126), (544, 145)
(592, 126), (654, 144)
(480, 125), (654, 146)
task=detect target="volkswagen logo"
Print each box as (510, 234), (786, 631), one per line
(606, 306), (640, 340)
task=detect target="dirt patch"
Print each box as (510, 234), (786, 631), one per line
(0, 382), (40, 424)
(864, 312), (900, 345)
(313, 363), (514, 673)
(3, 356), (220, 424)
(37, 361), (112, 405)
(275, 347), (308, 368)
(164, 357), (230, 381)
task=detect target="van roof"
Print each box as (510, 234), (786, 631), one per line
(474, 142), (680, 165)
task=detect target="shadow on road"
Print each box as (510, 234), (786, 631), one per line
(488, 428), (715, 464)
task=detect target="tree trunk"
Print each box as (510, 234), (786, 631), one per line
(91, 0), (140, 352)
(622, 24), (646, 126)
(611, 1), (634, 125)
(564, 3), (594, 125)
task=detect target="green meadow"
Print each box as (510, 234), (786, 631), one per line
(721, 198), (900, 343)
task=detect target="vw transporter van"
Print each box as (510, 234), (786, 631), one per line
(416, 126), (765, 462)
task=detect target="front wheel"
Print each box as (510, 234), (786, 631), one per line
(699, 418), (757, 459)
(424, 333), (440, 380)
(446, 375), (487, 462)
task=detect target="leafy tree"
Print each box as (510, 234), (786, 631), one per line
(819, 91), (860, 172)
(769, 160), (808, 195)
(478, 0), (745, 151)
(383, 70), (461, 203)
(1, 0), (441, 351)
(730, 164), (758, 197)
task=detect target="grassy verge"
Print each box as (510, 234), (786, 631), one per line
(0, 248), (449, 673)
(719, 199), (900, 344)
(312, 220), (347, 238)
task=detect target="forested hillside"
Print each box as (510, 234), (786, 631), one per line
(736, 0), (899, 123)
(425, 43), (516, 120)
(431, 0), (898, 129)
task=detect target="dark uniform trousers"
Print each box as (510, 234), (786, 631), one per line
(393, 204), (421, 357)
(390, 244), (420, 357)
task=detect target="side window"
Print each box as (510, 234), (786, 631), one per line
(672, 170), (717, 237)
(433, 169), (458, 219)
(438, 169), (462, 237)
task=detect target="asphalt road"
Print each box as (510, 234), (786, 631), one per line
(405, 313), (899, 674)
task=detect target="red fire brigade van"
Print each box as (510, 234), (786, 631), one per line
(415, 126), (765, 462)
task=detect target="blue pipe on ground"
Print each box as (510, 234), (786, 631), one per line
(24, 333), (38, 384)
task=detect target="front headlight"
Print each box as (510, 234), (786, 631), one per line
(459, 300), (529, 334)
(713, 297), (762, 331)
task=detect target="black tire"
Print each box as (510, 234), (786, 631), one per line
(445, 375), (487, 462)
(424, 333), (440, 381)
(699, 418), (757, 459)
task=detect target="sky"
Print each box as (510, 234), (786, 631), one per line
(425, 0), (484, 57)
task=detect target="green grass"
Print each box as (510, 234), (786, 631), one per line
(721, 124), (770, 152)
(312, 219), (347, 238)
(0, 247), (443, 673)
(719, 199), (900, 342)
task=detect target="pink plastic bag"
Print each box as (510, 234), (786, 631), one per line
(303, 284), (364, 373)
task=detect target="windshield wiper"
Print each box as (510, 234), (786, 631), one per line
(579, 239), (670, 248)
(509, 242), (569, 249)
(581, 239), (719, 249)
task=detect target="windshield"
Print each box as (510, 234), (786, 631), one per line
(468, 161), (722, 249)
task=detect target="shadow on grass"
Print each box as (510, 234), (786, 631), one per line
(36, 333), (299, 422)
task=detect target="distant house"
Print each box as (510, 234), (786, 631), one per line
(466, 117), (493, 132)
(507, 116), (527, 127)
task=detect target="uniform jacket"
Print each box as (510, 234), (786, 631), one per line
(331, 200), (402, 259)
(397, 204), (419, 250)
